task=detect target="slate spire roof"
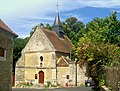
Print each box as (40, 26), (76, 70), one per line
(52, 4), (64, 38)
(53, 12), (62, 27)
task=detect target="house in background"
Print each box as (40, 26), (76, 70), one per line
(0, 19), (18, 91)
(15, 10), (87, 87)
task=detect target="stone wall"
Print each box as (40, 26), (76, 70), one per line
(57, 67), (69, 86)
(104, 66), (120, 91)
(15, 51), (57, 86)
(15, 28), (58, 86)
(77, 64), (87, 85)
(0, 30), (13, 91)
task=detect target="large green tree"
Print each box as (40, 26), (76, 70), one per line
(62, 17), (85, 45)
(74, 11), (120, 88)
(105, 12), (120, 46)
(13, 37), (29, 74)
(85, 11), (120, 46)
(13, 38), (28, 62)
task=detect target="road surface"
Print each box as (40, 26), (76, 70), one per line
(12, 87), (92, 91)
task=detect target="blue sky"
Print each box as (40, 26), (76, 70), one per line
(0, 0), (120, 38)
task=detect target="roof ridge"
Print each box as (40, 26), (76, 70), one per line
(39, 28), (72, 53)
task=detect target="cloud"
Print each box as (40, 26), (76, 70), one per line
(0, 0), (120, 37)
(1, 0), (120, 17)
(65, 0), (120, 9)
(117, 10), (120, 13)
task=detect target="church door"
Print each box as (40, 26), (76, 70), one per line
(39, 71), (44, 84)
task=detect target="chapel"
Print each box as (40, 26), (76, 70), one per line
(15, 8), (87, 86)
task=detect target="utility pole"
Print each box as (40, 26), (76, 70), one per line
(75, 58), (78, 86)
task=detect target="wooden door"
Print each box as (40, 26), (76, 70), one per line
(39, 71), (44, 84)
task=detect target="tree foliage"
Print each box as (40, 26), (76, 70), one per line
(85, 11), (120, 45)
(62, 17), (85, 45)
(13, 37), (29, 74)
(13, 38), (28, 62)
(74, 11), (120, 86)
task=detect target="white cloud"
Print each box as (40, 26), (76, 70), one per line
(117, 10), (120, 13)
(1, 0), (119, 19)
(70, 0), (120, 8)
(1, 0), (120, 17)
(0, 0), (120, 37)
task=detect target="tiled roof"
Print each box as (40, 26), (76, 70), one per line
(41, 28), (73, 53)
(57, 56), (74, 67)
(0, 19), (18, 37)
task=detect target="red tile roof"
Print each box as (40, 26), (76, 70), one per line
(0, 19), (18, 37)
(41, 28), (73, 53)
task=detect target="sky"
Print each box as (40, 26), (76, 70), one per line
(0, 0), (120, 38)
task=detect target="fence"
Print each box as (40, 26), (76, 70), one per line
(104, 66), (120, 91)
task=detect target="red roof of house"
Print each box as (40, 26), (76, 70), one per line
(0, 19), (18, 37)
(41, 28), (73, 53)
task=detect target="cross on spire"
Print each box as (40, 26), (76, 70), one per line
(56, 2), (59, 13)
(52, 2), (64, 38)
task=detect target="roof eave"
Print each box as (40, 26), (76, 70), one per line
(0, 27), (18, 38)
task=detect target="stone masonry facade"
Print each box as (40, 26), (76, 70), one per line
(15, 28), (87, 87)
(0, 19), (17, 91)
(0, 30), (13, 91)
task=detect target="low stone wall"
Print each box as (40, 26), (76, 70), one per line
(104, 66), (120, 91)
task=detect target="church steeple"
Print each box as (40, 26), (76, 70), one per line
(53, 12), (62, 27)
(52, 3), (64, 38)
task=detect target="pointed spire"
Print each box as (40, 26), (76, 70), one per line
(52, 3), (64, 38)
(53, 12), (62, 27)
(56, 2), (59, 13)
(53, 2), (62, 27)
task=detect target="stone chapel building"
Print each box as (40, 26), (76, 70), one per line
(0, 19), (18, 91)
(15, 11), (87, 86)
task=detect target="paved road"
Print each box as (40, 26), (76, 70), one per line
(12, 87), (92, 91)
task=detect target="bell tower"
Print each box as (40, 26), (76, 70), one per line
(52, 3), (64, 38)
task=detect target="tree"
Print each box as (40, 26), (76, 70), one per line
(105, 11), (120, 46)
(13, 38), (27, 62)
(85, 11), (120, 46)
(74, 11), (120, 89)
(13, 38), (28, 74)
(62, 17), (85, 45)
(75, 37), (120, 88)
(45, 23), (52, 30)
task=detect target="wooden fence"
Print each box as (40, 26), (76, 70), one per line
(104, 66), (120, 91)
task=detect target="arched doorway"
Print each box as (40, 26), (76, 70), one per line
(39, 71), (44, 84)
